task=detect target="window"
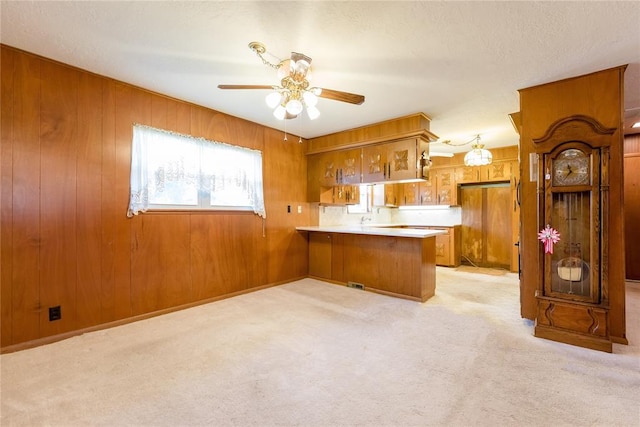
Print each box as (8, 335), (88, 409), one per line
(127, 125), (265, 218)
(347, 184), (372, 214)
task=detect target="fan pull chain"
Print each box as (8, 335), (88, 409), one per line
(283, 118), (288, 141)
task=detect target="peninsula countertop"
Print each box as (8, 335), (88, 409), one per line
(295, 225), (446, 239)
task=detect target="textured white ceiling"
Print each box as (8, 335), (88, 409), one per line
(2, 1), (639, 153)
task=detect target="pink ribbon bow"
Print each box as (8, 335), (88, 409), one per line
(538, 225), (560, 254)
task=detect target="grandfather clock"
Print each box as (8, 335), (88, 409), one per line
(533, 115), (616, 352)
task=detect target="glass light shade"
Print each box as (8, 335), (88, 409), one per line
(310, 87), (322, 96)
(285, 99), (303, 115)
(302, 91), (318, 107)
(273, 105), (286, 120)
(277, 59), (291, 79)
(306, 106), (320, 120)
(464, 146), (493, 166)
(293, 59), (310, 76)
(265, 92), (282, 108)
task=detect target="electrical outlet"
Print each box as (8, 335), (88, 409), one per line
(49, 305), (61, 321)
(297, 205), (302, 214)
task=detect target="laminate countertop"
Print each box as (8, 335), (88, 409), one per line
(295, 225), (446, 239)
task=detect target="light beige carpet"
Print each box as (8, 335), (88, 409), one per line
(1, 267), (639, 426)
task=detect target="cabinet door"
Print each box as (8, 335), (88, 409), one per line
(481, 161), (511, 182)
(332, 185), (360, 205)
(337, 149), (362, 185)
(309, 232), (332, 279)
(384, 183), (401, 206)
(434, 232), (451, 266)
(456, 166), (481, 184)
(362, 144), (387, 183)
(419, 177), (436, 205)
(402, 182), (420, 205)
(317, 151), (339, 187)
(436, 168), (456, 205)
(387, 138), (418, 181)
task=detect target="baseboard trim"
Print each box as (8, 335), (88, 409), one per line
(1, 276), (306, 354)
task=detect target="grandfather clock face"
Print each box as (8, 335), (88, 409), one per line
(552, 149), (590, 186)
(545, 146), (598, 303)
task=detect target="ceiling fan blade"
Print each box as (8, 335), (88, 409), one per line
(217, 84), (274, 90)
(318, 88), (365, 105)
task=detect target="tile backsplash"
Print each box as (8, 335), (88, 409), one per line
(318, 205), (461, 227)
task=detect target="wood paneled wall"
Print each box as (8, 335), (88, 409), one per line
(624, 134), (640, 280)
(517, 66), (627, 342)
(1, 45), (310, 352)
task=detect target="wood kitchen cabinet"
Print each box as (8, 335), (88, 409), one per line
(432, 226), (461, 267)
(456, 161), (514, 184)
(373, 183), (401, 207)
(308, 149), (362, 203)
(362, 138), (426, 183)
(435, 168), (456, 205)
(399, 168), (453, 206)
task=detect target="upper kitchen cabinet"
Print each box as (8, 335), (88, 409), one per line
(308, 148), (362, 202)
(362, 137), (428, 183)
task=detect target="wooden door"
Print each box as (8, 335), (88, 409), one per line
(460, 183), (512, 269)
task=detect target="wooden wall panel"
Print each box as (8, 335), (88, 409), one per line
(100, 79), (118, 324)
(39, 60), (79, 337)
(1, 45), (310, 351)
(76, 72), (104, 329)
(263, 127), (310, 284)
(624, 134), (640, 280)
(1, 46), (15, 347)
(10, 49), (41, 344)
(131, 215), (192, 314)
(190, 213), (264, 300)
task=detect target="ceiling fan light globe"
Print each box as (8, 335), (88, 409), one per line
(285, 99), (303, 115)
(306, 106), (320, 120)
(273, 105), (287, 120)
(265, 92), (282, 108)
(303, 91), (318, 107)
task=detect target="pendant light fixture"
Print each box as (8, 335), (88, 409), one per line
(442, 134), (493, 166)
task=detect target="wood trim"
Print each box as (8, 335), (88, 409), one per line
(532, 115), (617, 152)
(305, 129), (437, 155)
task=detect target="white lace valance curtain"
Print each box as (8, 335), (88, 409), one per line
(128, 124), (266, 218)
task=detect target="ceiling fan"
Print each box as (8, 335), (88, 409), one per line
(218, 42), (365, 120)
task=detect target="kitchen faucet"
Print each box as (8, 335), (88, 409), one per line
(360, 216), (372, 224)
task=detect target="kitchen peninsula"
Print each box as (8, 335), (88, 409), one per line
(296, 226), (444, 302)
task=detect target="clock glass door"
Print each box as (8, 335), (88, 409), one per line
(549, 191), (592, 298)
(545, 145), (600, 303)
